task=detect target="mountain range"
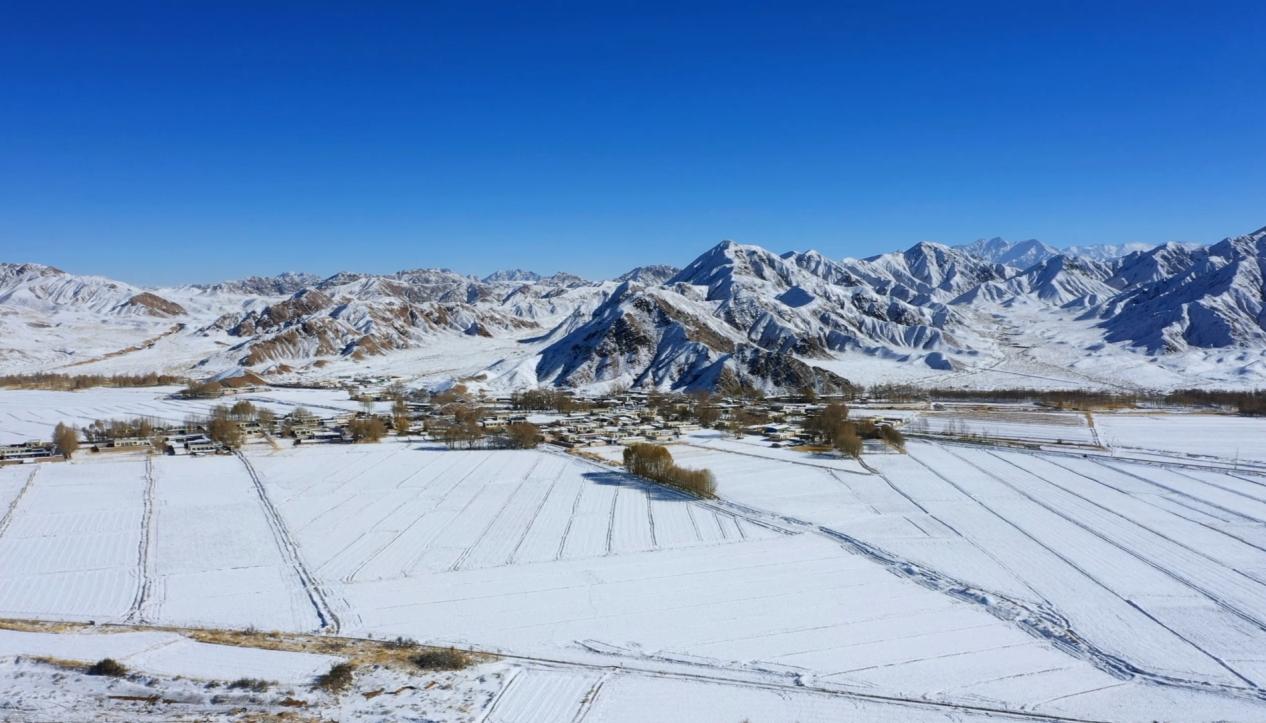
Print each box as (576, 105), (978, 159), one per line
(3, 225), (1264, 393)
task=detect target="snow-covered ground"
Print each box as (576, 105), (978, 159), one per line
(0, 624), (510, 722)
(3, 412), (1266, 720)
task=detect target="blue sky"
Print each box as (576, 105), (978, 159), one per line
(2, 1), (1264, 285)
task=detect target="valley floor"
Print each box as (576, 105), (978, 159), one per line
(2, 404), (1266, 720)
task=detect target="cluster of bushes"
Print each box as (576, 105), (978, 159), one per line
(180, 380), (224, 399)
(0, 372), (186, 391)
(623, 443), (716, 497)
(315, 662), (354, 693)
(410, 647), (472, 670)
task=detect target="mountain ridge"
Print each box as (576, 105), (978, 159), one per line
(4, 224), (1265, 392)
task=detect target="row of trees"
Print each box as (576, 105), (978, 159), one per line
(622, 443), (716, 497)
(0, 372), (186, 391)
(865, 385), (1266, 415)
(510, 389), (589, 414)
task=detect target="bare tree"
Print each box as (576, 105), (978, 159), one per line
(392, 398), (411, 436)
(347, 417), (387, 442)
(505, 421), (542, 449)
(207, 406), (244, 449)
(53, 422), (79, 459)
(833, 422), (863, 459)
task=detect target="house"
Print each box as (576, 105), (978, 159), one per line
(0, 442), (54, 462)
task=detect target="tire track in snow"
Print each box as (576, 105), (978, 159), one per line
(603, 485), (620, 555)
(125, 455), (157, 624)
(1092, 458), (1266, 525)
(507, 459), (569, 565)
(555, 479), (587, 561)
(970, 449), (1266, 651)
(562, 444), (1264, 701)
(235, 451), (339, 633)
(1037, 455), (1266, 562)
(569, 671), (610, 723)
(900, 448), (1264, 699)
(449, 455), (542, 571)
(370, 452), (502, 579)
(0, 466), (38, 540)
(1165, 466), (1266, 507)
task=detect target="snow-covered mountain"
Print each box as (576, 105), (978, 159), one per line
(4, 223), (1266, 392)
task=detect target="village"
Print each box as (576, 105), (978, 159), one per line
(0, 376), (910, 464)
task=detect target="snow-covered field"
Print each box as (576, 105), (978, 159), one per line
(0, 386), (388, 443)
(1095, 412), (1266, 463)
(4, 412), (1266, 720)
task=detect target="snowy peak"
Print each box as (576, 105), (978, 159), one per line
(482, 269), (542, 283)
(1097, 225), (1266, 352)
(192, 271), (321, 297)
(615, 264), (680, 285)
(956, 237), (1060, 270)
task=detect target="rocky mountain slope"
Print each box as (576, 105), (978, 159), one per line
(3, 224), (1264, 392)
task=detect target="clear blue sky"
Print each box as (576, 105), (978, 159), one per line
(2, 1), (1264, 285)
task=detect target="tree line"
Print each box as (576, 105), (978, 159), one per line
(0, 372), (186, 391)
(622, 443), (716, 497)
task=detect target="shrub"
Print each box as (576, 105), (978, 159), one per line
(385, 636), (418, 649)
(228, 677), (271, 692)
(87, 658), (128, 677)
(315, 662), (354, 693)
(53, 422), (80, 459)
(411, 647), (472, 670)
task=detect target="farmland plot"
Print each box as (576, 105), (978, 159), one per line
(1095, 413), (1266, 462)
(908, 408), (1096, 444)
(148, 455), (323, 631)
(247, 443), (773, 585)
(0, 457), (143, 621)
